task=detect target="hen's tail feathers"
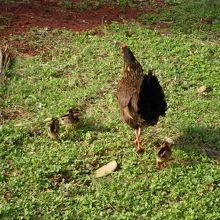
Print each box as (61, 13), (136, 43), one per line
(138, 70), (167, 124)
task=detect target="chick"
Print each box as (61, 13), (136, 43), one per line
(154, 141), (172, 169)
(60, 108), (80, 131)
(48, 118), (59, 140)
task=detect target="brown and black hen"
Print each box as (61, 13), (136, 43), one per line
(116, 44), (167, 153)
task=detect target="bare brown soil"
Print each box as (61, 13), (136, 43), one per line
(0, 1), (167, 55)
(0, 0), (146, 38)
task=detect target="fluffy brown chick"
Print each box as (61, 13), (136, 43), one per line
(48, 118), (59, 140)
(60, 108), (80, 131)
(154, 141), (172, 169)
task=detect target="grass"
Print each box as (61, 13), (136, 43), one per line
(139, 0), (220, 40)
(57, 0), (135, 10)
(1, 0), (220, 219)
(1, 0), (135, 11)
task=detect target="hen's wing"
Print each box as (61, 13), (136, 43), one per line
(116, 77), (143, 113)
(116, 78), (133, 109)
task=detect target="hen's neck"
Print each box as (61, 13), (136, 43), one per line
(124, 63), (143, 79)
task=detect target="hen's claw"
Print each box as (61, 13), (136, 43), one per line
(136, 146), (145, 153)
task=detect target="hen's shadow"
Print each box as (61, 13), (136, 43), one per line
(174, 126), (220, 163)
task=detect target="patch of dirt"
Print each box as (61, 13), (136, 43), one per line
(201, 144), (220, 161)
(3, 192), (12, 201)
(48, 169), (71, 188)
(151, 21), (172, 29)
(0, 0), (145, 39)
(0, 107), (28, 124)
(200, 17), (215, 25)
(9, 40), (43, 56)
(150, 21), (173, 35)
(0, 1), (170, 55)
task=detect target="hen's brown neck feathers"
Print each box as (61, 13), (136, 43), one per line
(124, 63), (143, 79)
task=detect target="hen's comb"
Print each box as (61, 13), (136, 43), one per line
(121, 43), (127, 49)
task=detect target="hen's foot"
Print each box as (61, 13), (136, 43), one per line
(135, 146), (145, 153)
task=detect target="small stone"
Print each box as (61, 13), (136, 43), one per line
(43, 117), (52, 122)
(164, 137), (174, 144)
(197, 85), (212, 94)
(95, 160), (117, 178)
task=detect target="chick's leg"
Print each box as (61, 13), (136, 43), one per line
(65, 124), (74, 134)
(156, 161), (162, 169)
(162, 162), (169, 168)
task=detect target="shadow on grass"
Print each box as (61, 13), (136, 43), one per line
(174, 126), (220, 163)
(58, 117), (111, 143)
(78, 118), (111, 133)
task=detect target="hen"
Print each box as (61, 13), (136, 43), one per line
(116, 44), (167, 152)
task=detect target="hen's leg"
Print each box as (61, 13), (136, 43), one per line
(132, 129), (139, 145)
(135, 127), (144, 153)
(132, 128), (142, 145)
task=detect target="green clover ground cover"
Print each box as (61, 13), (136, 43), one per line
(1, 1), (220, 219)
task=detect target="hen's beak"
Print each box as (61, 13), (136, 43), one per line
(121, 43), (127, 53)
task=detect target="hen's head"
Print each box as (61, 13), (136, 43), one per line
(121, 43), (142, 75)
(121, 44), (135, 65)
